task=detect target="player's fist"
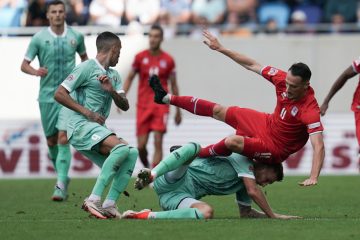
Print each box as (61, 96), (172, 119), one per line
(36, 67), (48, 77)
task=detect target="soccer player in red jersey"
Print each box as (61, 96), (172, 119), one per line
(123, 24), (182, 168)
(149, 30), (325, 187)
(321, 57), (360, 170)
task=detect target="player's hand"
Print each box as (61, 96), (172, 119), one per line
(298, 177), (318, 187)
(36, 67), (48, 77)
(203, 29), (222, 51)
(98, 75), (114, 92)
(174, 110), (182, 125)
(274, 213), (302, 220)
(319, 102), (328, 116)
(86, 111), (106, 125)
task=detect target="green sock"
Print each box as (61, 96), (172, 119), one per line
(152, 142), (200, 177)
(91, 144), (130, 197)
(152, 208), (204, 219)
(106, 147), (138, 201)
(56, 144), (71, 185)
(48, 145), (58, 170)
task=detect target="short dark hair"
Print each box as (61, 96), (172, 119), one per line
(46, 0), (65, 12)
(288, 62), (312, 82)
(96, 31), (121, 52)
(254, 162), (284, 182)
(150, 24), (164, 37)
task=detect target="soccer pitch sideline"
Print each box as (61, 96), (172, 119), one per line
(0, 176), (359, 240)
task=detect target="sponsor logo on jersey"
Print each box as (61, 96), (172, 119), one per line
(291, 106), (298, 116)
(142, 58), (149, 64)
(254, 152), (272, 159)
(268, 67), (278, 76)
(160, 60), (167, 68)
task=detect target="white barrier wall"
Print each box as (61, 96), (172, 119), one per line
(1, 34), (359, 177)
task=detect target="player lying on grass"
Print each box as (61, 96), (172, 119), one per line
(123, 143), (300, 220)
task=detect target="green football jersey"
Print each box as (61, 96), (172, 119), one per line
(25, 26), (86, 103)
(188, 153), (254, 198)
(61, 59), (122, 137)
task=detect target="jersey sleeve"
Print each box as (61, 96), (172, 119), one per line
(302, 107), (324, 135)
(113, 71), (122, 92)
(132, 53), (141, 72)
(76, 33), (86, 56)
(352, 57), (360, 73)
(227, 153), (255, 179)
(261, 65), (287, 86)
(24, 35), (39, 62)
(61, 62), (89, 92)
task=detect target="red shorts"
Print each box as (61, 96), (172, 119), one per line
(354, 111), (360, 146)
(225, 106), (285, 163)
(136, 105), (169, 136)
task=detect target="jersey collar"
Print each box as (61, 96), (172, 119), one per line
(94, 58), (106, 72)
(47, 24), (68, 38)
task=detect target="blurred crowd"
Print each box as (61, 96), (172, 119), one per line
(2, 0), (360, 36)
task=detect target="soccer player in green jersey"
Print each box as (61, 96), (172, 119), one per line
(123, 143), (299, 220)
(20, 0), (88, 201)
(55, 31), (138, 219)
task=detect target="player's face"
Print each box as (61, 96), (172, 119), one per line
(149, 29), (163, 51)
(254, 168), (277, 187)
(47, 4), (66, 27)
(285, 71), (309, 101)
(109, 41), (122, 67)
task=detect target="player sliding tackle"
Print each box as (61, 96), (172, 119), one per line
(123, 143), (300, 219)
(148, 29), (325, 187)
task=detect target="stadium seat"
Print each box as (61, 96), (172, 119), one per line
(0, 1), (26, 28)
(258, 3), (290, 29)
(294, 5), (322, 24)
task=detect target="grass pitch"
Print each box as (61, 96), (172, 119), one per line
(0, 176), (359, 240)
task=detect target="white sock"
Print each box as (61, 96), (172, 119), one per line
(163, 94), (171, 104)
(88, 194), (101, 202)
(150, 170), (157, 180)
(102, 199), (116, 208)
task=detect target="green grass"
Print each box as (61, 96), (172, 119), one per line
(1, 176), (359, 240)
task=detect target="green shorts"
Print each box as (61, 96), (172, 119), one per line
(78, 149), (107, 167)
(153, 173), (197, 211)
(39, 102), (61, 137)
(56, 107), (73, 132)
(68, 121), (114, 151)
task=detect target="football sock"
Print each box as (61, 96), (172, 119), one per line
(162, 94), (171, 104)
(151, 142), (200, 179)
(48, 145), (58, 170)
(198, 138), (232, 158)
(150, 208), (205, 219)
(105, 147), (138, 201)
(56, 144), (71, 189)
(170, 96), (216, 116)
(91, 144), (130, 197)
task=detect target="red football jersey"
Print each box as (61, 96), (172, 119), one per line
(261, 66), (324, 156)
(351, 58), (360, 112)
(132, 49), (175, 110)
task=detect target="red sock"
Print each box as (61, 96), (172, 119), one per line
(198, 138), (232, 158)
(170, 96), (216, 117)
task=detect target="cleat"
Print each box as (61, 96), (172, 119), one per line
(82, 198), (107, 219)
(134, 168), (153, 190)
(170, 145), (182, 153)
(103, 205), (122, 219)
(122, 209), (151, 219)
(149, 75), (167, 104)
(51, 185), (67, 201)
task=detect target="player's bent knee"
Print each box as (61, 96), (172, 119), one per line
(224, 135), (244, 152)
(212, 104), (225, 119)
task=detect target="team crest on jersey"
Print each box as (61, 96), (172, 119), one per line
(142, 58), (149, 65)
(291, 106), (298, 116)
(160, 60), (167, 68)
(70, 39), (77, 47)
(268, 67), (278, 76)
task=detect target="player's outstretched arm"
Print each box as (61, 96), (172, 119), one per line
(320, 66), (356, 116)
(202, 30), (263, 74)
(299, 133), (324, 187)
